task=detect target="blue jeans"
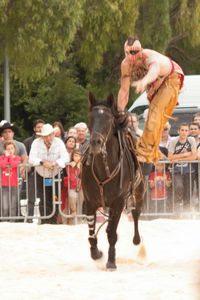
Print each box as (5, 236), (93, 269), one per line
(0, 187), (18, 218)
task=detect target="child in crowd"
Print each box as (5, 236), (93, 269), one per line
(0, 141), (21, 219)
(61, 149), (82, 224)
(149, 162), (171, 212)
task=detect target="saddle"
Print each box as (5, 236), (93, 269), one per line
(120, 128), (142, 184)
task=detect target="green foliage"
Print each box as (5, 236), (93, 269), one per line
(11, 69), (88, 139)
(0, 0), (85, 82)
(166, 0), (200, 74)
(175, 0), (200, 47)
(1, 0), (200, 140)
(77, 0), (139, 74)
(136, 0), (171, 51)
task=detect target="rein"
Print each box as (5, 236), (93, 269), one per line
(89, 105), (124, 210)
(91, 147), (124, 210)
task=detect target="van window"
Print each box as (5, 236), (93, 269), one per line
(138, 108), (200, 136)
(131, 105), (148, 116)
(169, 109), (200, 136)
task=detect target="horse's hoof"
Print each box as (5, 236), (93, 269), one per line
(133, 236), (141, 245)
(106, 261), (117, 270)
(91, 248), (103, 260)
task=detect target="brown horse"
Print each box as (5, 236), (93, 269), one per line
(81, 93), (144, 270)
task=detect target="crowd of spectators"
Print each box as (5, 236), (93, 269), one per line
(130, 111), (200, 214)
(0, 119), (89, 224)
(0, 111), (200, 222)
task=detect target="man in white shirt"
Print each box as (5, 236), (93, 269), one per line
(29, 124), (69, 224)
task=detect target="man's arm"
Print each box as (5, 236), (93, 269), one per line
(117, 61), (131, 112)
(168, 151), (196, 162)
(29, 139), (42, 166)
(21, 153), (28, 164)
(168, 138), (197, 162)
(132, 60), (160, 94)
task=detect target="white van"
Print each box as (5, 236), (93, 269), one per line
(128, 75), (200, 115)
(128, 75), (200, 136)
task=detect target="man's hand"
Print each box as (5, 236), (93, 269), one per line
(43, 160), (56, 170)
(132, 79), (147, 94)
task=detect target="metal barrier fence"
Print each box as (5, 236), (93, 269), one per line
(0, 161), (199, 223)
(142, 160), (200, 219)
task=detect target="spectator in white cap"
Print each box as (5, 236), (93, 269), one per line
(74, 122), (89, 153)
(29, 123), (69, 224)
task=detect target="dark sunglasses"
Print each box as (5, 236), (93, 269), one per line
(129, 50), (140, 55)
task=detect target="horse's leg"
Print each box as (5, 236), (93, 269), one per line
(131, 181), (144, 245)
(106, 208), (122, 270)
(86, 204), (103, 260)
(131, 208), (141, 245)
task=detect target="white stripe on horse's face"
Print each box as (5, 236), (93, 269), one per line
(98, 109), (104, 114)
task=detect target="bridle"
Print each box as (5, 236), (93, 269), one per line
(89, 105), (124, 210)
(90, 105), (114, 156)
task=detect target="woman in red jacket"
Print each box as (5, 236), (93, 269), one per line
(0, 141), (21, 218)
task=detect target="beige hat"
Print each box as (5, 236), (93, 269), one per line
(37, 124), (56, 136)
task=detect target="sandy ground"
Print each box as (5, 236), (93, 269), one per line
(0, 214), (200, 300)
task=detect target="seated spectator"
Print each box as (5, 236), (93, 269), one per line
(149, 162), (171, 212)
(61, 149), (82, 224)
(0, 141), (22, 219)
(52, 121), (65, 141)
(168, 123), (197, 211)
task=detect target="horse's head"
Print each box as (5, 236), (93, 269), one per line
(88, 92), (117, 155)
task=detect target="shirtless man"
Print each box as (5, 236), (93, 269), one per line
(117, 37), (184, 163)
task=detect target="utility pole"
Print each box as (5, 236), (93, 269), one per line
(4, 55), (10, 122)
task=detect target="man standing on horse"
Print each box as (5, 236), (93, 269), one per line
(117, 37), (184, 163)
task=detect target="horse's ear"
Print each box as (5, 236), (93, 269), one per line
(88, 92), (96, 111)
(107, 93), (116, 109)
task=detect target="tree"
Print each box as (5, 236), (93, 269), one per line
(1, 0), (200, 140)
(136, 0), (172, 51)
(0, 0), (85, 82)
(166, 0), (200, 74)
(74, 0), (139, 95)
(10, 69), (87, 139)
